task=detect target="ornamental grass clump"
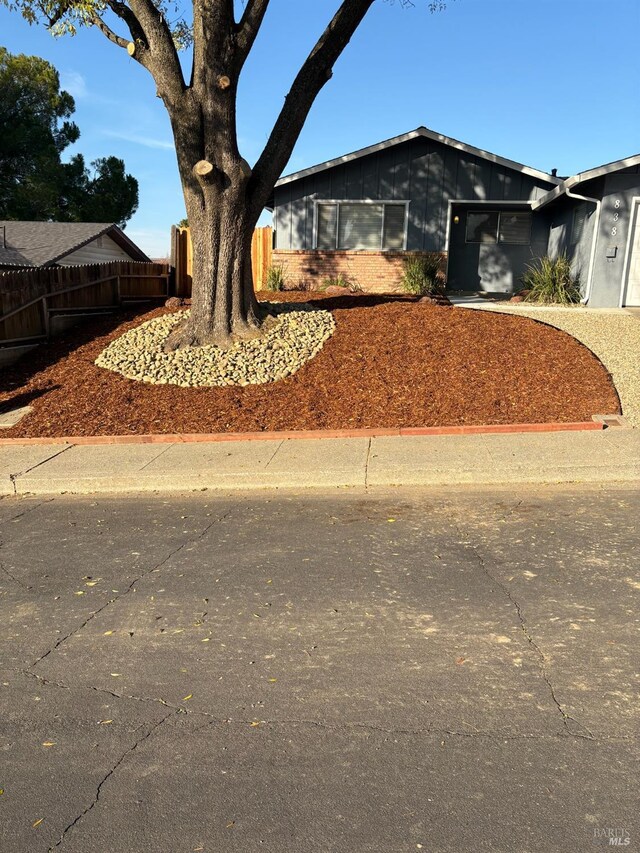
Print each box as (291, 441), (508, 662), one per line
(265, 264), (286, 292)
(401, 253), (442, 296)
(521, 255), (582, 305)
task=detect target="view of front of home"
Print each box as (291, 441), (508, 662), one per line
(270, 126), (640, 307)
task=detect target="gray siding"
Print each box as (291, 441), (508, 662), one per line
(546, 167), (640, 307)
(274, 137), (555, 251)
(589, 169), (640, 307)
(546, 198), (597, 297)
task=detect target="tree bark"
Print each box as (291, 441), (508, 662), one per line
(164, 181), (264, 350)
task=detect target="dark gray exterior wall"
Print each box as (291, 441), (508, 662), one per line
(447, 204), (549, 293)
(545, 167), (640, 307)
(588, 168), (640, 307)
(545, 194), (598, 299)
(273, 137), (556, 251)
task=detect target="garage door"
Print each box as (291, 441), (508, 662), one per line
(624, 200), (640, 306)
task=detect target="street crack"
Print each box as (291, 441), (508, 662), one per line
(29, 509), (232, 669)
(47, 712), (174, 850)
(455, 522), (595, 741)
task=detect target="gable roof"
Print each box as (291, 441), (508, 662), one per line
(532, 153), (640, 210)
(0, 222), (150, 267)
(275, 126), (562, 190)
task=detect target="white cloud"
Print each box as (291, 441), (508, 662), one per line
(103, 130), (175, 151)
(60, 70), (87, 99)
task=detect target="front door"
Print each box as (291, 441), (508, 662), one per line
(623, 199), (640, 306)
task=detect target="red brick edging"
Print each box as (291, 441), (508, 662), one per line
(0, 421), (604, 446)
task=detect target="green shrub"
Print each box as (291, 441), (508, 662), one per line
(265, 264), (286, 292)
(401, 253), (442, 296)
(321, 273), (362, 293)
(521, 255), (581, 304)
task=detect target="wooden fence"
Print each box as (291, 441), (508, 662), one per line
(172, 225), (273, 298)
(0, 261), (170, 347)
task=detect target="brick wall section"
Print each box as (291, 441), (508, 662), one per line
(272, 250), (447, 294)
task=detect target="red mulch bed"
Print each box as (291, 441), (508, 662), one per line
(0, 292), (620, 437)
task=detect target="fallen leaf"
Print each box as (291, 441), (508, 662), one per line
(103, 630), (114, 636)
(268, 678), (277, 683)
(201, 638), (210, 642)
(226, 821), (235, 828)
(387, 518), (396, 522)
(250, 721), (260, 727)
(32, 818), (44, 828)
(456, 657), (466, 665)
(74, 591), (85, 596)
(110, 673), (121, 677)
(98, 720), (113, 725)
(0, 788), (5, 795)
(85, 580), (100, 587)
(183, 694), (193, 701)
(42, 742), (56, 747)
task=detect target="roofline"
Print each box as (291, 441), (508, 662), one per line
(275, 126), (562, 189)
(47, 223), (151, 265)
(532, 153), (640, 210)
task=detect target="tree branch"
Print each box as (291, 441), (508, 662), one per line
(126, 0), (186, 97)
(90, 14), (130, 50)
(248, 0), (376, 214)
(235, 0), (270, 64)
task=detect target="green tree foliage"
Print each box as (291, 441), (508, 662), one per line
(0, 46), (138, 225)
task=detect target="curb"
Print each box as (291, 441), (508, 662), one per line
(0, 420), (604, 447)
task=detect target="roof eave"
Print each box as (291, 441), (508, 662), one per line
(532, 153), (640, 210)
(275, 126), (562, 190)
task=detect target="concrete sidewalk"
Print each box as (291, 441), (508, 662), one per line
(1, 427), (639, 494)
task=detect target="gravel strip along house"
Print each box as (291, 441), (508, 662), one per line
(269, 126), (640, 307)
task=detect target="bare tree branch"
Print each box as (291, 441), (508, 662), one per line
(248, 0), (376, 214)
(90, 13), (130, 50)
(126, 0), (186, 97)
(235, 0), (270, 64)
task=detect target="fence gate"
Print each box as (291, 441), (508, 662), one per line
(172, 225), (272, 298)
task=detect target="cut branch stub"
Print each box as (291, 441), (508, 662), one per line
(193, 160), (217, 183)
(218, 75), (231, 89)
(127, 41), (136, 56)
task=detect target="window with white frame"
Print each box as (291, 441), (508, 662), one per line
(465, 211), (532, 245)
(316, 201), (407, 250)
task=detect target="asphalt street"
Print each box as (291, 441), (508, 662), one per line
(0, 486), (638, 852)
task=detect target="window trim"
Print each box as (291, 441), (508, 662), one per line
(465, 210), (533, 246)
(313, 199), (410, 251)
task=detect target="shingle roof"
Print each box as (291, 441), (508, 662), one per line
(0, 221), (150, 267)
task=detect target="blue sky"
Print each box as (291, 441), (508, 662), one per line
(2, 0), (639, 257)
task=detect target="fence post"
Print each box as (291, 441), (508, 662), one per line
(42, 296), (50, 340)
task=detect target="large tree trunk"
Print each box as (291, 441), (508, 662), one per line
(164, 101), (267, 352)
(164, 193), (264, 351)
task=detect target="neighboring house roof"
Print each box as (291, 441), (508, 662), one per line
(0, 222), (150, 267)
(532, 153), (640, 210)
(274, 126), (562, 191)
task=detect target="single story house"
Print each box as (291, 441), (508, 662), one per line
(269, 127), (640, 307)
(0, 222), (150, 271)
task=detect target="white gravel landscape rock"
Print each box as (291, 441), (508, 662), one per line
(95, 304), (335, 387)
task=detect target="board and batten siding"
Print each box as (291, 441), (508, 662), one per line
(61, 234), (134, 265)
(273, 136), (555, 252)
